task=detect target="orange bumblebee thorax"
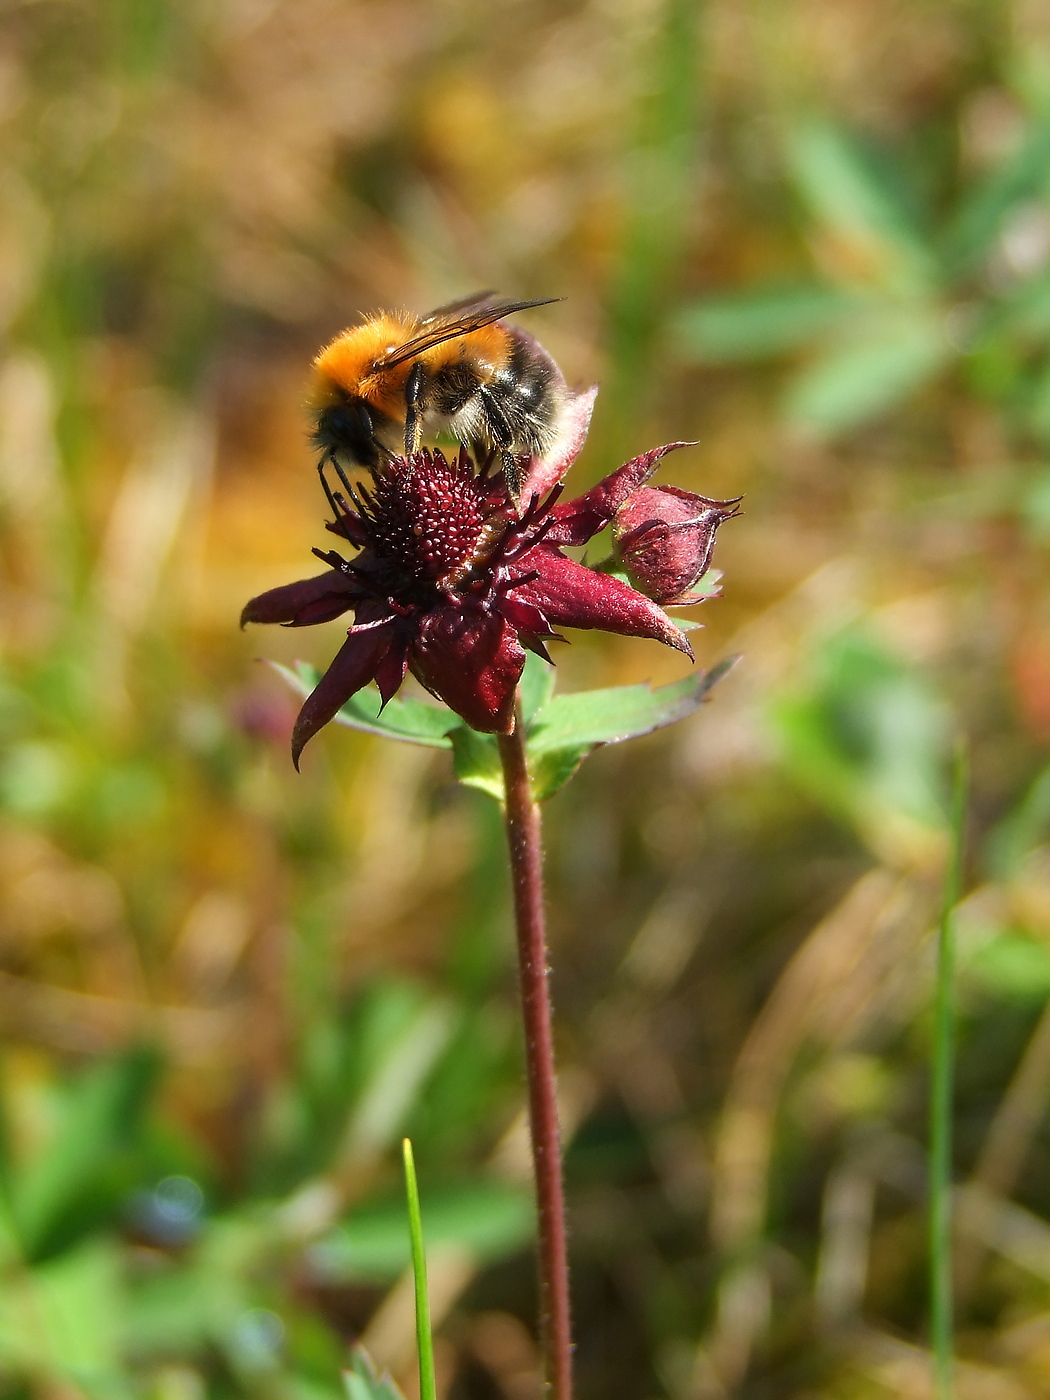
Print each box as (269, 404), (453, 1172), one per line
(311, 315), (414, 418)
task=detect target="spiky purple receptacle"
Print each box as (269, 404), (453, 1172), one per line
(242, 395), (735, 763)
(360, 451), (497, 593)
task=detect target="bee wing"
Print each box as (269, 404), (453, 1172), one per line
(376, 297), (563, 370)
(418, 290), (498, 324)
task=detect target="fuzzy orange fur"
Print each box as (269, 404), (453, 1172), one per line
(311, 313), (511, 423)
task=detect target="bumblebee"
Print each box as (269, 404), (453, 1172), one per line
(309, 293), (568, 501)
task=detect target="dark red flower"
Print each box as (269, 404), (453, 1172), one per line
(612, 485), (740, 605)
(241, 391), (735, 766)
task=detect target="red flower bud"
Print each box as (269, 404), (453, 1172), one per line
(612, 486), (740, 605)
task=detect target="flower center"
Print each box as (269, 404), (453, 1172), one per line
(365, 450), (495, 593)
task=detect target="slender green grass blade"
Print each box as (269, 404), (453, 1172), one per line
(402, 1139), (437, 1400)
(930, 742), (968, 1400)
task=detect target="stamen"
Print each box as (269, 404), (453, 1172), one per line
(312, 546), (354, 571)
(503, 516), (555, 560)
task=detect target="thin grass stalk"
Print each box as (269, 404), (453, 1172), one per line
(930, 744), (968, 1400)
(497, 701), (573, 1400)
(402, 1138), (437, 1400)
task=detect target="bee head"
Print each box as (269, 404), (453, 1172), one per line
(312, 396), (383, 470)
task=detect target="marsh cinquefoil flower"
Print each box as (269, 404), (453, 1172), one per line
(241, 390), (736, 765)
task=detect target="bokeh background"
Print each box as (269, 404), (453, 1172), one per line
(4, 1), (1050, 1397)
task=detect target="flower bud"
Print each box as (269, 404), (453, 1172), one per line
(612, 486), (739, 605)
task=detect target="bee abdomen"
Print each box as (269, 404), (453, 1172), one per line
(493, 330), (565, 450)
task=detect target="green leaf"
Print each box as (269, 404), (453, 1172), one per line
(449, 728), (503, 801)
(278, 659), (732, 804)
(967, 932), (1050, 1002)
(122, 1259), (226, 1356)
(526, 661), (734, 755)
(784, 311), (950, 436)
(672, 283), (859, 362)
(590, 558), (631, 581)
(12, 1048), (161, 1259)
(310, 1181), (536, 1284)
(986, 763), (1050, 879)
(1026, 353), (1050, 443)
(519, 663), (734, 801)
(0, 1238), (126, 1386)
(273, 662), (459, 748)
(122, 1214), (263, 1357)
(685, 567), (724, 600)
(344, 1348), (405, 1400)
(518, 652), (555, 722)
(943, 114), (1050, 275)
(769, 626), (951, 861)
(1022, 469), (1050, 541)
(529, 746), (591, 802)
(986, 270), (1050, 341)
(338, 1000), (457, 1167)
(788, 122), (937, 292)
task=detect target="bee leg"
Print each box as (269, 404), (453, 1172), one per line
(317, 455), (343, 518)
(477, 386), (523, 503)
(500, 448), (525, 503)
(329, 453), (361, 506)
(403, 361), (425, 455)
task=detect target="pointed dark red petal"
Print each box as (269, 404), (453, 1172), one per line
(496, 591), (556, 636)
(241, 569), (361, 628)
(522, 634), (556, 663)
(287, 593), (365, 627)
(409, 603), (525, 733)
(514, 546), (693, 657)
(544, 442), (693, 546)
(325, 509), (369, 546)
(374, 635), (410, 706)
(291, 619), (395, 768)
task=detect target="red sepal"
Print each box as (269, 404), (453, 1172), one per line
(515, 546), (692, 657)
(515, 386), (599, 506)
(409, 603), (526, 733)
(291, 618), (395, 768)
(545, 442), (693, 546)
(241, 569), (362, 629)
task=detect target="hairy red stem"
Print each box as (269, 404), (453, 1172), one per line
(497, 707), (573, 1400)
